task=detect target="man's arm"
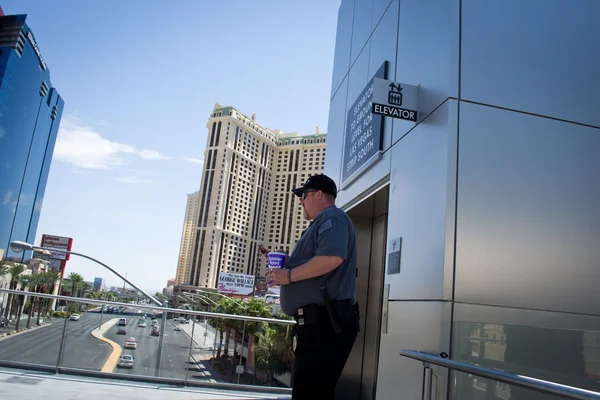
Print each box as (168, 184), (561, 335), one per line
(268, 255), (343, 286)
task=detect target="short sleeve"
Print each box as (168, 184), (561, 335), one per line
(315, 217), (348, 259)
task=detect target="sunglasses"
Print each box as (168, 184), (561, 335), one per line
(301, 190), (317, 200)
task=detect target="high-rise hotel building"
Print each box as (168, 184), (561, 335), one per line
(186, 104), (326, 288)
(0, 11), (64, 261)
(174, 191), (200, 285)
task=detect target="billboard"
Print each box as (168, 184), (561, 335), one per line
(217, 272), (255, 296)
(41, 234), (73, 260)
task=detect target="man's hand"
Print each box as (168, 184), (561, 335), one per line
(265, 268), (290, 286)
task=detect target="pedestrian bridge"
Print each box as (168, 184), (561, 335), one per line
(0, 288), (598, 400)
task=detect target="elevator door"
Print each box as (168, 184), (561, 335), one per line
(336, 185), (389, 400)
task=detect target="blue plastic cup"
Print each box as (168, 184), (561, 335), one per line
(267, 252), (286, 269)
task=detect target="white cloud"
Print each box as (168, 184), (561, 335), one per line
(54, 117), (170, 169)
(182, 156), (204, 164)
(115, 176), (153, 184)
(2, 189), (12, 206)
(139, 149), (170, 160)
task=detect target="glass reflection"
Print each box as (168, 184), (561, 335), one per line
(453, 322), (600, 399)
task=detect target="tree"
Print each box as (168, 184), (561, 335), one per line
(4, 264), (26, 319)
(0, 264), (9, 314)
(66, 272), (84, 297)
(42, 270), (60, 319)
(26, 273), (43, 329)
(14, 275), (30, 331)
(253, 316), (294, 386)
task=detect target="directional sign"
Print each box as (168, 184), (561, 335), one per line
(372, 78), (419, 122)
(236, 365), (244, 374)
(341, 62), (387, 188)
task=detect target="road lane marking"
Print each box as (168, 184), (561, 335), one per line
(90, 318), (122, 373)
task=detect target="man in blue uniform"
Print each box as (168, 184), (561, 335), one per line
(266, 174), (359, 400)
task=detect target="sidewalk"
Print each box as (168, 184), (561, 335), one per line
(175, 319), (227, 383)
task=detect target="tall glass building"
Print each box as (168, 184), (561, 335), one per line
(0, 12), (64, 262)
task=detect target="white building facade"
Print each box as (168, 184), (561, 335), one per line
(174, 191), (200, 285)
(187, 105), (326, 289)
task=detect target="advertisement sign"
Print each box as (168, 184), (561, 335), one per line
(217, 272), (255, 295)
(371, 78), (419, 122)
(41, 234), (73, 260)
(341, 62), (387, 188)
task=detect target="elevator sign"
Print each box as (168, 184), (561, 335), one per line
(371, 78), (419, 122)
(341, 62), (387, 188)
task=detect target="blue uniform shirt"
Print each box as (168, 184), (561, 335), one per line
(280, 205), (357, 316)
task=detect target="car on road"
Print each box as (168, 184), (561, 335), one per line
(124, 337), (137, 349)
(179, 319), (189, 324)
(174, 326), (181, 331)
(137, 321), (146, 328)
(150, 327), (160, 336)
(117, 318), (127, 326)
(118, 355), (134, 368)
(69, 314), (81, 321)
(117, 327), (127, 335)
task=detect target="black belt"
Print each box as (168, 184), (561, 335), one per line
(293, 299), (355, 326)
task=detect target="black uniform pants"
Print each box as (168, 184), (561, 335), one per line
(292, 301), (360, 400)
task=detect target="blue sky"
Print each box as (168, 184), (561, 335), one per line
(2, 1), (340, 292)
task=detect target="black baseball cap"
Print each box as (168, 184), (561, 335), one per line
(292, 174), (337, 198)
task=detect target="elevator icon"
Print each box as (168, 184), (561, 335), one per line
(388, 83), (403, 106)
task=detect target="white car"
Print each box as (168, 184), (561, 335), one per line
(124, 337), (137, 349)
(138, 322), (147, 328)
(174, 326), (182, 332)
(118, 355), (134, 368)
(69, 314), (81, 321)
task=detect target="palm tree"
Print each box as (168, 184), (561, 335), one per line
(26, 273), (43, 329)
(42, 269), (60, 319)
(66, 272), (84, 298)
(4, 264), (26, 319)
(253, 313), (294, 385)
(0, 264), (9, 314)
(14, 275), (30, 331)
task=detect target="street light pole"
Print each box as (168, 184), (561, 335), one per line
(9, 241), (161, 307)
(10, 241), (167, 375)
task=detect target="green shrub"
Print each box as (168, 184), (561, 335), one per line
(52, 311), (65, 318)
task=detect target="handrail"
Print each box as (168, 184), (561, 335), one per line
(400, 350), (600, 400)
(0, 288), (295, 326)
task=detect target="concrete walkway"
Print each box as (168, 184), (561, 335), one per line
(0, 368), (290, 399)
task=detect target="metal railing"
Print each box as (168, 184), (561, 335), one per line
(401, 350), (600, 400)
(0, 287), (294, 395)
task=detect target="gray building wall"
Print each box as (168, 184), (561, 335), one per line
(326, 0), (600, 398)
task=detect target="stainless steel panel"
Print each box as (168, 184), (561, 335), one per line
(443, 100), (459, 301)
(368, 0), (399, 102)
(461, 0), (600, 127)
(393, 0), (459, 142)
(331, 0), (355, 99)
(453, 303), (600, 398)
(339, 211), (373, 400)
(375, 301), (449, 400)
(350, 0), (374, 65)
(347, 42), (371, 107)
(455, 102), (600, 315)
(323, 78), (349, 189)
(386, 100), (456, 300)
(361, 214), (387, 400)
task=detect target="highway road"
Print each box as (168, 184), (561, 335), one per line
(104, 317), (198, 380)
(0, 311), (111, 370)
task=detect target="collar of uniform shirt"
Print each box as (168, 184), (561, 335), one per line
(289, 255), (344, 283)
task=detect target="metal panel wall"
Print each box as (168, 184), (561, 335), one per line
(461, 0), (600, 127)
(455, 102), (600, 316)
(386, 100), (457, 301)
